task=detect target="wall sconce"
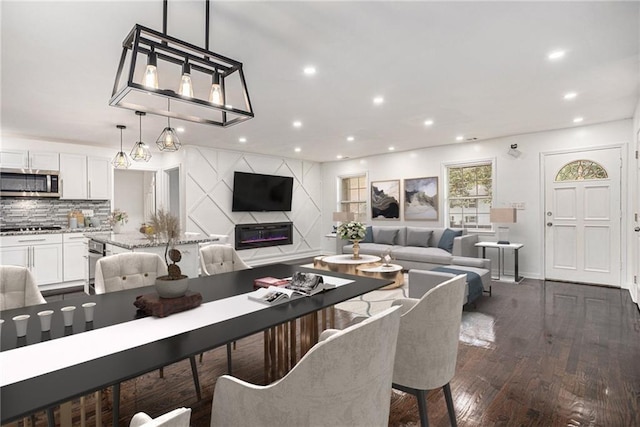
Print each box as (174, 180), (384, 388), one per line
(508, 144), (522, 158)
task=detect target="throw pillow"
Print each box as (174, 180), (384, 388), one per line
(406, 228), (433, 247)
(438, 228), (463, 253)
(361, 226), (374, 243)
(375, 228), (399, 245)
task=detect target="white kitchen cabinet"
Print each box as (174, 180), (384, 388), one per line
(60, 153), (88, 199)
(87, 156), (111, 200)
(60, 154), (110, 200)
(63, 234), (88, 282)
(0, 234), (63, 286)
(0, 149), (59, 170)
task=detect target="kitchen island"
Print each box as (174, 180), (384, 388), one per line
(84, 232), (219, 289)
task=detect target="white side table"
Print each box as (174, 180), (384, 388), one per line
(475, 241), (524, 283)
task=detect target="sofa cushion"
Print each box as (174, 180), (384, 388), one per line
(406, 227), (433, 247)
(372, 226), (407, 246)
(361, 226), (374, 243)
(438, 228), (463, 253)
(392, 246), (453, 264)
(375, 228), (399, 245)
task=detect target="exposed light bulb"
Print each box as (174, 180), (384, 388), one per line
(209, 84), (222, 104)
(143, 48), (159, 89)
(178, 61), (193, 97)
(208, 71), (223, 105)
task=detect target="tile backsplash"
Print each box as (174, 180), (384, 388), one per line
(0, 199), (111, 228)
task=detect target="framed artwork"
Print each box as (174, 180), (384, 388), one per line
(404, 176), (439, 221)
(371, 180), (400, 220)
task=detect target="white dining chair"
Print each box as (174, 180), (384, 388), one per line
(94, 252), (167, 294)
(391, 274), (467, 427)
(199, 244), (250, 275)
(0, 265), (46, 310)
(129, 407), (191, 427)
(95, 253), (202, 424)
(210, 306), (401, 427)
(199, 244), (251, 371)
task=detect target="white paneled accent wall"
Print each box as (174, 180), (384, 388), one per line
(184, 146), (322, 265)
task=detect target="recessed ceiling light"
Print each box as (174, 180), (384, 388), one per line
(548, 50), (566, 60)
(293, 121), (302, 128)
(373, 96), (384, 105)
(456, 136), (464, 142)
(238, 137), (247, 143)
(347, 136), (355, 142)
(424, 120), (434, 126)
(336, 154), (343, 159)
(388, 146), (395, 151)
(176, 127), (185, 133)
(294, 147), (301, 153)
(303, 66), (316, 75)
(225, 104), (233, 109)
(573, 117), (584, 123)
(564, 92), (577, 100)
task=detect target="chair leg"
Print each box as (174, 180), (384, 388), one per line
(112, 383), (120, 427)
(416, 389), (429, 427)
(189, 356), (202, 400)
(199, 352), (203, 363)
(46, 408), (55, 427)
(226, 342), (233, 374)
(159, 367), (164, 378)
(443, 383), (457, 427)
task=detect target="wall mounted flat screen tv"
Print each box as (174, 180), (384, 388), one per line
(232, 171), (294, 212)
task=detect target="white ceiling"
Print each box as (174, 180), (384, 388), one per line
(1, 1), (639, 163)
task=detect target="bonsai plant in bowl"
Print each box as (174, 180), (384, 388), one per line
(149, 209), (188, 298)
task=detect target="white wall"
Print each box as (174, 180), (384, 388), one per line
(321, 119), (633, 284)
(183, 146), (323, 265)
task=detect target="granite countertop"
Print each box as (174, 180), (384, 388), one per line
(83, 231), (219, 249)
(0, 226), (112, 236)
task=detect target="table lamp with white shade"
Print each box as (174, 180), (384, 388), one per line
(490, 208), (517, 244)
(332, 211), (355, 233)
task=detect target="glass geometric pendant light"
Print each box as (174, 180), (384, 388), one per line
(156, 100), (181, 152)
(130, 111), (152, 162)
(112, 125), (131, 169)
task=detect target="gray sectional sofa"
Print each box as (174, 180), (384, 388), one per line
(338, 225), (481, 271)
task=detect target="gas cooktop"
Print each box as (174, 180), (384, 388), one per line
(0, 226), (63, 232)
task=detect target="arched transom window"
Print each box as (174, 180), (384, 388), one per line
(555, 159), (608, 182)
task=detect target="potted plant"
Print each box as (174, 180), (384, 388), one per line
(108, 209), (128, 234)
(337, 221), (366, 259)
(149, 209), (189, 298)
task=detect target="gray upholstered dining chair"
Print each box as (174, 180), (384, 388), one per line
(391, 274), (466, 427)
(199, 244), (250, 275)
(209, 305), (402, 427)
(129, 407), (191, 427)
(0, 265), (46, 310)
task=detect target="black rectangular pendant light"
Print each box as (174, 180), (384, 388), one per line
(109, 1), (254, 128)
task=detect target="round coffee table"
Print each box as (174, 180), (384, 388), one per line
(356, 263), (404, 290)
(313, 254), (381, 276)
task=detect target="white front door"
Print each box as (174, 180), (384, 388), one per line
(543, 147), (621, 286)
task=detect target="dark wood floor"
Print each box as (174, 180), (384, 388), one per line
(16, 278), (640, 426)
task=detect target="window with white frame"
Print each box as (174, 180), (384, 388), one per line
(445, 161), (494, 230)
(339, 174), (367, 222)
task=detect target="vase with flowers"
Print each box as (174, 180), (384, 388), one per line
(337, 221), (366, 259)
(149, 209), (189, 298)
(108, 209), (128, 234)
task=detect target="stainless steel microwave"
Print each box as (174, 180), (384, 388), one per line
(0, 168), (60, 198)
